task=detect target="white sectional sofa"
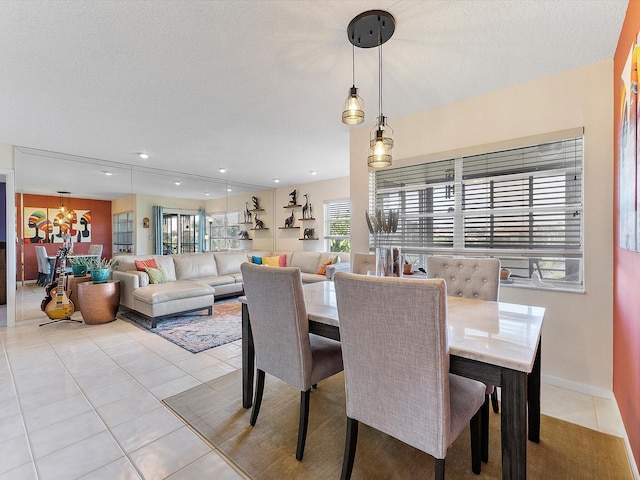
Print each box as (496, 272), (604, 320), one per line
(112, 250), (349, 327)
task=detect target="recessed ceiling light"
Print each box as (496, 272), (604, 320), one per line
(101, 171), (113, 176)
(219, 167), (227, 173)
(138, 152), (149, 160)
(204, 192), (210, 196)
(273, 178), (280, 183)
(227, 188), (233, 192)
(174, 180), (182, 186)
(309, 170), (317, 175)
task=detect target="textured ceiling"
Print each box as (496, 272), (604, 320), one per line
(0, 0), (627, 198)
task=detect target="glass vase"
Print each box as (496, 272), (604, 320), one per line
(376, 247), (402, 277)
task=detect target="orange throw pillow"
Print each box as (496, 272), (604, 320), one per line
(135, 258), (158, 271)
(316, 260), (333, 275)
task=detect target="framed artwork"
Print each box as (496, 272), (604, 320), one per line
(73, 210), (92, 243)
(619, 36), (639, 251)
(48, 208), (71, 243)
(23, 207), (51, 243)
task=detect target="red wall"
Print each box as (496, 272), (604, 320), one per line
(18, 194), (112, 281)
(613, 1), (640, 471)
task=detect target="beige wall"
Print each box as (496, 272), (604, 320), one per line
(350, 60), (614, 393)
(207, 190), (276, 252)
(207, 177), (350, 253)
(274, 177), (350, 252)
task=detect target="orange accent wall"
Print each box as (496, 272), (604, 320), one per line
(18, 194), (112, 281)
(614, 1), (640, 472)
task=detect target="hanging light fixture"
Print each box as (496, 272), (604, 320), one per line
(58, 191), (70, 215)
(344, 10), (395, 168)
(341, 43), (364, 125)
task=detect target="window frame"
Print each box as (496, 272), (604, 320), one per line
(371, 137), (584, 292)
(324, 199), (351, 253)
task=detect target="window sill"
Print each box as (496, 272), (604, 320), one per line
(500, 278), (584, 294)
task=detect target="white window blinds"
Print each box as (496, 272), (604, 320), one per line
(324, 200), (351, 252)
(372, 137), (584, 287)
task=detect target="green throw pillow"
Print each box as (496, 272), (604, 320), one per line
(145, 266), (167, 284)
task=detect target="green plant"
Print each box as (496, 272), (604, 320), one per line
(87, 257), (119, 271)
(67, 256), (92, 266)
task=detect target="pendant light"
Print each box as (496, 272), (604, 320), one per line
(368, 31), (394, 168)
(343, 10), (396, 168)
(342, 43), (364, 125)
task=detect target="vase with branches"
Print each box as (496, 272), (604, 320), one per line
(365, 209), (401, 276)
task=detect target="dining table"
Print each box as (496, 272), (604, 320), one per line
(239, 281), (545, 480)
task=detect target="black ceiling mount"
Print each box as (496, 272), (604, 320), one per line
(347, 10), (395, 49)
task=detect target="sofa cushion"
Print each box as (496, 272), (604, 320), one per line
(153, 255), (177, 282)
(300, 272), (328, 283)
(145, 266), (167, 284)
(215, 252), (249, 276)
(173, 253), (218, 280)
(135, 258), (158, 271)
(261, 255), (283, 267)
(133, 281), (214, 305)
(316, 260), (333, 275)
(290, 252), (322, 273)
(193, 275), (237, 287)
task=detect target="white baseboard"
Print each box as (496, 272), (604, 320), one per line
(541, 374), (613, 399)
(612, 393), (640, 479)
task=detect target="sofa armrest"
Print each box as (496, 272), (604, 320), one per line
(325, 262), (350, 281)
(112, 270), (145, 309)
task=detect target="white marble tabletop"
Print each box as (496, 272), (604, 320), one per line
(302, 281), (545, 373)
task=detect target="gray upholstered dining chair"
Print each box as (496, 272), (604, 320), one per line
(35, 246), (51, 286)
(427, 255), (501, 462)
(240, 262), (344, 461)
(334, 273), (485, 480)
(351, 253), (376, 275)
(88, 244), (103, 258)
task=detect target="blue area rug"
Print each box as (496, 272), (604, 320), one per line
(119, 299), (242, 353)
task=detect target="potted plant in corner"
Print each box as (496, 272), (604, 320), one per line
(68, 256), (92, 277)
(87, 257), (118, 284)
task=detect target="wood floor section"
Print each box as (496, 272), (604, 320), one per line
(163, 370), (632, 479)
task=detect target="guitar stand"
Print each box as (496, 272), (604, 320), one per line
(39, 317), (83, 327)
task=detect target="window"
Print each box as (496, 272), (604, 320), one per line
(324, 200), (351, 252)
(162, 212), (201, 254)
(371, 137), (584, 290)
(207, 211), (240, 250)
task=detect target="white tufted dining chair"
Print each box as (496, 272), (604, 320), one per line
(334, 273), (485, 479)
(426, 255), (501, 462)
(351, 253), (376, 275)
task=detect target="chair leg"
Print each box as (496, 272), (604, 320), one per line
(435, 458), (445, 480)
(296, 389), (311, 461)
(470, 407), (482, 475)
(481, 395), (489, 463)
(491, 389), (499, 413)
(250, 369), (265, 426)
(340, 417), (359, 480)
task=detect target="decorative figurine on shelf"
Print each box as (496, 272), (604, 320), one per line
(254, 215), (265, 229)
(284, 209), (295, 228)
(251, 196), (260, 210)
(303, 227), (315, 239)
(302, 194), (310, 219)
(289, 189), (298, 206)
(244, 202), (252, 224)
(239, 230), (250, 240)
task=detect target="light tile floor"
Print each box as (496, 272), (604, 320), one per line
(0, 284), (626, 479)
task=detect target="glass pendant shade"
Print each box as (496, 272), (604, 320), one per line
(342, 86), (365, 125)
(368, 116), (394, 168)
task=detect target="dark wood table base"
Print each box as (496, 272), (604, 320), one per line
(241, 302), (541, 480)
